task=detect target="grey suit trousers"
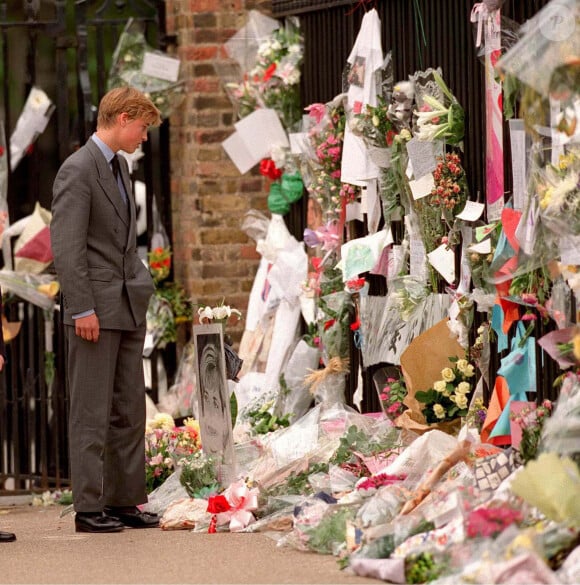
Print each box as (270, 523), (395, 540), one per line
(66, 323), (147, 512)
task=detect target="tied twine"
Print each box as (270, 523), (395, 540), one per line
(305, 357), (350, 395)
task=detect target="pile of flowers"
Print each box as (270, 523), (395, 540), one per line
(415, 356), (476, 424)
(145, 414), (202, 493)
(356, 472), (407, 493)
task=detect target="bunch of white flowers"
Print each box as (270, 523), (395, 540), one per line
(197, 303), (242, 324)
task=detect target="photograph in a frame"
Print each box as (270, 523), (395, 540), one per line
(193, 323), (235, 481)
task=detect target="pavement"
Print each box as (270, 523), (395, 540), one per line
(0, 499), (381, 585)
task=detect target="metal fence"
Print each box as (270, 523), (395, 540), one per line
(0, 0), (170, 494)
(272, 0), (560, 412)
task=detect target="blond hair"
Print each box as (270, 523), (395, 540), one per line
(97, 86), (162, 129)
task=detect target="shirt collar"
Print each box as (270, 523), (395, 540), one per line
(91, 133), (115, 164)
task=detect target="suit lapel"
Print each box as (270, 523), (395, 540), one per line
(86, 140), (130, 227)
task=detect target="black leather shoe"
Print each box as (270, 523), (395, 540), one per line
(104, 506), (159, 529)
(75, 512), (124, 533)
(0, 531), (16, 542)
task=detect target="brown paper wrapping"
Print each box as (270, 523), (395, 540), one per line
(395, 318), (464, 436)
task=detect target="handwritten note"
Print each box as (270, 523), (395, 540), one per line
(406, 137), (437, 179)
(456, 201), (485, 222)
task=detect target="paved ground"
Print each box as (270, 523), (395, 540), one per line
(0, 501), (381, 584)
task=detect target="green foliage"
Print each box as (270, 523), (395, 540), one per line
(247, 399), (292, 435)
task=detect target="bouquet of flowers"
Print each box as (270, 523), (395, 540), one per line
(377, 373), (408, 422)
(179, 452), (219, 499)
(197, 301), (242, 325)
(303, 98), (358, 224)
(148, 246), (171, 284)
(225, 18), (303, 130)
(413, 70), (464, 146)
(536, 147), (580, 237)
(107, 19), (184, 119)
(511, 400), (553, 464)
(415, 356), (476, 424)
(351, 95), (397, 164)
(145, 414), (202, 493)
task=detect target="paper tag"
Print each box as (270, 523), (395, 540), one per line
(456, 201), (485, 222)
(475, 223), (496, 242)
(487, 197), (504, 222)
(410, 236), (429, 282)
(515, 198), (539, 256)
(468, 239), (491, 254)
(142, 52), (181, 82)
(508, 119), (527, 211)
(458, 225), (473, 294)
(409, 173), (435, 200)
(427, 244), (455, 284)
(406, 138), (437, 179)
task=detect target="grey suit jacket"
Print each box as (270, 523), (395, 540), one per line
(51, 139), (154, 330)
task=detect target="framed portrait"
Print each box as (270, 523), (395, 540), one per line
(193, 323), (235, 482)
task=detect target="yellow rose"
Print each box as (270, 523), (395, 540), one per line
(462, 364), (475, 378)
(441, 368), (455, 382)
(433, 404), (446, 419)
(456, 381), (471, 395)
(433, 380), (447, 393)
(454, 393), (468, 410)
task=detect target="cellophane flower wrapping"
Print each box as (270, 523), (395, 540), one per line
(274, 338), (320, 421)
(107, 19), (184, 119)
(220, 14), (304, 131)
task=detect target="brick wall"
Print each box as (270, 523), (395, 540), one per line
(165, 0), (273, 343)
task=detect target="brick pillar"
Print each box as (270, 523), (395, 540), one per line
(166, 0), (272, 342)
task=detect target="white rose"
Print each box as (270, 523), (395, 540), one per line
(456, 359), (468, 373)
(433, 404), (446, 419)
(271, 40), (282, 51)
(433, 380), (447, 393)
(456, 382), (471, 395)
(441, 368), (455, 382)
(463, 364), (475, 378)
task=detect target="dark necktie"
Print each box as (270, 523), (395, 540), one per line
(111, 154), (127, 204)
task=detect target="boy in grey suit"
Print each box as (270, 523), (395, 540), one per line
(51, 87), (162, 533)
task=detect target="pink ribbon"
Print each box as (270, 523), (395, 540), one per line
(216, 480), (259, 532)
